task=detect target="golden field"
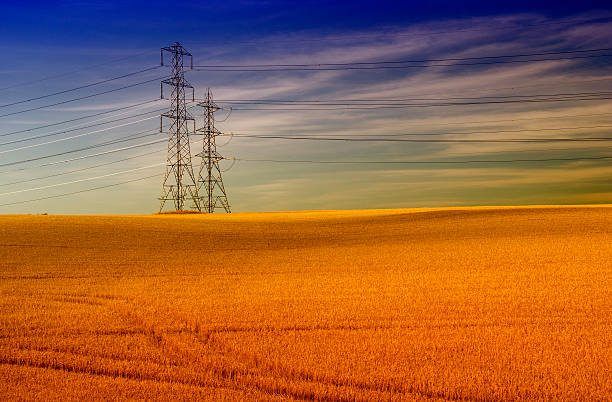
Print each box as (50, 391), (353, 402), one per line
(0, 205), (610, 401)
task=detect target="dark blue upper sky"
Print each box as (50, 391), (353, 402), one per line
(2, 0), (611, 50)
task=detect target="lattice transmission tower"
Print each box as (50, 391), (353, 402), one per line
(158, 42), (201, 212)
(195, 88), (231, 213)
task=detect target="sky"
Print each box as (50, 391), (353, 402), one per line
(0, 0), (611, 214)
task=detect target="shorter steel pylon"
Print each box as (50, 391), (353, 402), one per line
(195, 88), (231, 213)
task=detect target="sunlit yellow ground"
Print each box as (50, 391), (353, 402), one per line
(0, 205), (610, 400)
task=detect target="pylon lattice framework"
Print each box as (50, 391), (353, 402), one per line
(158, 42), (201, 212)
(196, 88), (231, 213)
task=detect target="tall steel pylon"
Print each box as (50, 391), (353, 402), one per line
(158, 42), (201, 212)
(196, 88), (231, 213)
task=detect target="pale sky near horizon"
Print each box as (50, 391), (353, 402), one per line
(0, 1), (611, 214)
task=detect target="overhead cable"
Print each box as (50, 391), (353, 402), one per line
(0, 129), (161, 168)
(213, 90), (612, 103)
(0, 106), (168, 146)
(192, 54), (612, 72)
(0, 138), (166, 174)
(0, 99), (162, 138)
(230, 124), (612, 138)
(0, 163), (164, 196)
(234, 155), (612, 164)
(226, 96), (612, 110)
(0, 51), (155, 92)
(0, 174), (161, 207)
(231, 134), (612, 143)
(0, 66), (162, 109)
(0, 116), (160, 154)
(0, 148), (166, 187)
(0, 76), (166, 119)
(194, 47), (612, 68)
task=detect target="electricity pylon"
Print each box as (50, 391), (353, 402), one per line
(195, 88), (231, 213)
(158, 42), (201, 212)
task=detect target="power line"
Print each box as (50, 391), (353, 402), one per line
(0, 116), (160, 155)
(218, 95), (612, 107)
(0, 173), (161, 207)
(0, 66), (162, 109)
(0, 51), (156, 92)
(0, 128), (161, 168)
(0, 109), (165, 148)
(370, 76), (612, 98)
(0, 99), (162, 138)
(0, 102), (199, 148)
(204, 99), (612, 126)
(233, 124), (612, 139)
(0, 76), (166, 119)
(380, 112), (612, 127)
(412, 76), (612, 96)
(0, 138), (166, 174)
(194, 47), (612, 68)
(0, 163), (163, 196)
(204, 76), (612, 104)
(443, 145), (612, 157)
(231, 134), (612, 143)
(192, 53), (612, 72)
(234, 155), (612, 164)
(0, 148), (165, 187)
(227, 96), (612, 110)
(213, 90), (612, 103)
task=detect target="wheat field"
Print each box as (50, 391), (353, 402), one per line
(0, 206), (610, 400)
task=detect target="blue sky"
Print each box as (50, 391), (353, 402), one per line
(0, 1), (611, 213)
